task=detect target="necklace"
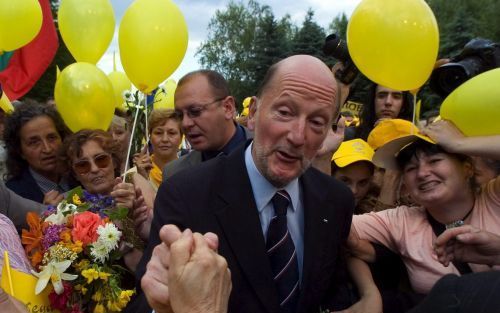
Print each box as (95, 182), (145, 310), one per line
(445, 207), (474, 229)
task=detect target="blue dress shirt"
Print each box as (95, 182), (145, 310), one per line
(244, 143), (304, 280)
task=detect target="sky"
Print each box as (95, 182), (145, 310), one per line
(97, 0), (361, 83)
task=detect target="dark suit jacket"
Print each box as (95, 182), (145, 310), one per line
(162, 126), (253, 181)
(6, 168), (45, 203)
(134, 143), (355, 313)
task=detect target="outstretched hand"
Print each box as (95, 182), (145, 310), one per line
(434, 225), (500, 267)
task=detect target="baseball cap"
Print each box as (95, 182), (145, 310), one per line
(372, 135), (436, 170)
(332, 139), (374, 167)
(367, 119), (426, 150)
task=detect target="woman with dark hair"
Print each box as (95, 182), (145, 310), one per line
(355, 83), (413, 140)
(349, 120), (500, 297)
(4, 100), (75, 204)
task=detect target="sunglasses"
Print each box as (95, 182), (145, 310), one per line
(174, 97), (226, 119)
(72, 154), (112, 175)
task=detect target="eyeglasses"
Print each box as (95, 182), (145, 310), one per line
(175, 96), (226, 119)
(72, 153), (112, 175)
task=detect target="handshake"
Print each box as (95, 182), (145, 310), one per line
(141, 225), (232, 313)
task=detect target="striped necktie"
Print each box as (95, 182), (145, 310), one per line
(266, 190), (299, 313)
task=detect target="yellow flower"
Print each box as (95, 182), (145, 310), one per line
(73, 194), (83, 205)
(82, 268), (99, 284)
(119, 290), (134, 302)
(98, 271), (111, 281)
(106, 300), (123, 311)
(92, 290), (103, 302)
(93, 303), (105, 313)
(74, 284), (89, 295)
(74, 259), (90, 271)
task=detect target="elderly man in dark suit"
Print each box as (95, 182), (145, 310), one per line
(139, 55), (355, 313)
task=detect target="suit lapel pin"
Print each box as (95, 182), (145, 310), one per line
(322, 218), (328, 223)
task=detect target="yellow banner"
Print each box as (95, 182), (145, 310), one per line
(1, 252), (57, 313)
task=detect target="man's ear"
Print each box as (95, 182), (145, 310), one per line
(247, 96), (258, 131)
(222, 96), (236, 119)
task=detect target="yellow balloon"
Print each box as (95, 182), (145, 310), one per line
(108, 71), (132, 110)
(0, 0), (42, 51)
(55, 62), (115, 132)
(347, 0), (439, 90)
(119, 0), (188, 93)
(440, 68), (500, 136)
(58, 0), (115, 64)
(154, 79), (177, 109)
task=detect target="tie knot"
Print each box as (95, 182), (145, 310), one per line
(272, 190), (290, 216)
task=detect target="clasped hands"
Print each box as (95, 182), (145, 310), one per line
(141, 225), (232, 313)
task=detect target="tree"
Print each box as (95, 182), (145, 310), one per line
(197, 0), (294, 109)
(290, 9), (326, 60)
(328, 13), (348, 40)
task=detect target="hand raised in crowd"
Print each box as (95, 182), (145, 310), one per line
(313, 117), (346, 175)
(434, 225), (500, 267)
(132, 187), (152, 241)
(331, 62), (351, 106)
(110, 177), (136, 210)
(43, 190), (64, 206)
(141, 225), (220, 313)
(420, 119), (465, 153)
(317, 116), (346, 157)
(133, 146), (153, 179)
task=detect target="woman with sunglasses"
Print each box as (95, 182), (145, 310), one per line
(348, 120), (500, 300)
(60, 129), (148, 271)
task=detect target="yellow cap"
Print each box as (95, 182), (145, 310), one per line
(371, 120), (435, 170)
(332, 139), (374, 167)
(368, 119), (424, 150)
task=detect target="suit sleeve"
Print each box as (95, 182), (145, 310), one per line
(135, 179), (190, 281)
(0, 181), (45, 230)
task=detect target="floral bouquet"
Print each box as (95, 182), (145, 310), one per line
(22, 187), (141, 313)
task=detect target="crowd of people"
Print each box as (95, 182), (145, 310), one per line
(0, 53), (499, 313)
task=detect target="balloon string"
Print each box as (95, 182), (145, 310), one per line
(412, 92), (417, 134)
(144, 93), (150, 156)
(123, 102), (140, 175)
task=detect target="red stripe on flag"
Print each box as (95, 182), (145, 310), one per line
(0, 0), (58, 100)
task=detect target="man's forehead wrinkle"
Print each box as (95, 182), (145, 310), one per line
(275, 73), (337, 103)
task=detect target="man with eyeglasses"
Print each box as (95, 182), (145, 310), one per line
(162, 70), (252, 180)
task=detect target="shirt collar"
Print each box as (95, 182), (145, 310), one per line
(202, 123), (247, 161)
(244, 142), (299, 214)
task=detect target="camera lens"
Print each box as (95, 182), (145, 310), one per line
(431, 64), (468, 97)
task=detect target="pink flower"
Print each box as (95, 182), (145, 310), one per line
(71, 211), (103, 247)
(48, 282), (72, 311)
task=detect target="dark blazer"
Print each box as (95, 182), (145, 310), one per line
(162, 126), (253, 181)
(6, 168), (45, 203)
(134, 142), (355, 313)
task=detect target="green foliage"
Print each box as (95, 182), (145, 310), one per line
(290, 9), (326, 60)
(328, 13), (348, 40)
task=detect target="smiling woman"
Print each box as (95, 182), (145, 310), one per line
(348, 120), (500, 299)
